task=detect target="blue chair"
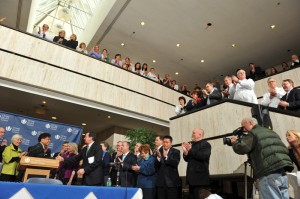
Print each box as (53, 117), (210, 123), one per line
(26, 178), (63, 185)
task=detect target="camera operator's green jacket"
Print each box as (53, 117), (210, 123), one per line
(232, 125), (294, 179)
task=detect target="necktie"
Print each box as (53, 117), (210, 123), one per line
(207, 96), (211, 105)
(122, 154), (126, 161)
(86, 145), (90, 155)
(43, 34), (46, 38)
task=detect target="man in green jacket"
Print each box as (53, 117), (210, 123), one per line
(230, 117), (293, 199)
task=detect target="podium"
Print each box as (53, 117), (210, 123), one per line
(19, 156), (59, 182)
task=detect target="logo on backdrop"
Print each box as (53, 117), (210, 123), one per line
(0, 114), (10, 122)
(45, 123), (58, 131)
(55, 135), (61, 140)
(0, 111), (82, 152)
(31, 131), (38, 136)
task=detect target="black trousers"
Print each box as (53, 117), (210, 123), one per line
(142, 188), (155, 199)
(157, 186), (179, 199)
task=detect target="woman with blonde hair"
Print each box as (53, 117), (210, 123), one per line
(56, 142), (79, 185)
(286, 130), (300, 170)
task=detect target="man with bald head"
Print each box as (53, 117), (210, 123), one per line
(182, 128), (211, 199)
(232, 69), (258, 104)
(0, 127), (7, 162)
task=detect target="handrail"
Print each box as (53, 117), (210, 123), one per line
(0, 24), (190, 98)
(0, 47), (174, 107)
(170, 98), (300, 120)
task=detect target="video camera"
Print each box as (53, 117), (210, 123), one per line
(223, 127), (246, 146)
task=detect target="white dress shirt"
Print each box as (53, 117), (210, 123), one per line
(147, 72), (158, 81)
(261, 87), (286, 108)
(35, 31), (52, 41)
(233, 79), (258, 104)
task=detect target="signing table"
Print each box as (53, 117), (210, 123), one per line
(0, 182), (142, 199)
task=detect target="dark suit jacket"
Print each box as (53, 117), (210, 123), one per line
(206, 89), (222, 105)
(65, 40), (78, 49)
(118, 152), (137, 187)
(183, 140), (211, 186)
(185, 99), (204, 111)
(102, 151), (111, 177)
(28, 143), (51, 158)
(155, 147), (181, 187)
(53, 36), (67, 45)
(0, 145), (6, 162)
(279, 88), (300, 112)
(248, 67), (264, 80)
(288, 149), (300, 170)
(64, 142), (103, 185)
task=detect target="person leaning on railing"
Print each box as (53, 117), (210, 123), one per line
(53, 30), (67, 46)
(278, 79), (300, 112)
(0, 134), (27, 182)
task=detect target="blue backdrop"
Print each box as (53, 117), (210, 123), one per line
(0, 111), (83, 154)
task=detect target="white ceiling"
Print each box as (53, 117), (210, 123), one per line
(98, 0), (300, 88)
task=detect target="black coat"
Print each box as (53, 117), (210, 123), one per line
(288, 149), (300, 170)
(205, 89), (222, 105)
(0, 145), (6, 162)
(64, 142), (103, 186)
(279, 88), (300, 112)
(28, 143), (51, 158)
(155, 147), (181, 187)
(118, 152), (137, 187)
(53, 36), (67, 45)
(185, 99), (204, 111)
(65, 40), (78, 49)
(183, 140), (211, 186)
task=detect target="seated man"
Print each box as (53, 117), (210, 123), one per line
(232, 69), (258, 104)
(202, 83), (222, 105)
(278, 79), (300, 112)
(261, 78), (286, 108)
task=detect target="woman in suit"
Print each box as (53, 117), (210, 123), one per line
(0, 134), (26, 182)
(65, 34), (78, 49)
(286, 130), (300, 170)
(132, 144), (156, 199)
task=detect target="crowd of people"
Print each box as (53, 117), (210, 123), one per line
(0, 120), (300, 199)
(33, 24), (300, 98)
(175, 69), (300, 116)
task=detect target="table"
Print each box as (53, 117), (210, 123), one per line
(0, 182), (142, 199)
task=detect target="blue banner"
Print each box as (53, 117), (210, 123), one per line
(0, 111), (83, 154)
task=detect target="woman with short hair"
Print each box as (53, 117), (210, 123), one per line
(0, 134), (26, 182)
(132, 144), (156, 199)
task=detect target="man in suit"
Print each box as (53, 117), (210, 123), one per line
(28, 133), (51, 158)
(202, 83), (222, 105)
(118, 141), (137, 187)
(278, 79), (300, 112)
(182, 128), (211, 199)
(156, 135), (181, 199)
(57, 132), (103, 186)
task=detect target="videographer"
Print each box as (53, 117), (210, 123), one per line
(230, 117), (293, 199)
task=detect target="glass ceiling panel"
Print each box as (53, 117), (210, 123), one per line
(34, 0), (101, 39)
